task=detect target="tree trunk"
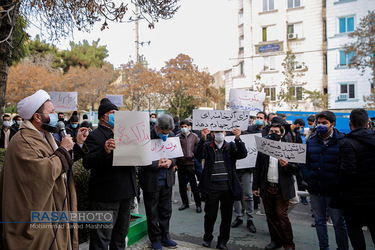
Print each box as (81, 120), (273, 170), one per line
(0, 1), (18, 118)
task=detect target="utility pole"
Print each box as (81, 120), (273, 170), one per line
(134, 4), (140, 111)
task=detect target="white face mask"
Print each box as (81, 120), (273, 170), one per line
(16, 120), (23, 126)
(3, 121), (11, 127)
(214, 132), (225, 144)
(181, 127), (189, 135)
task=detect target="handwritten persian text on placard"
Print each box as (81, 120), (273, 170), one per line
(50, 92), (78, 111)
(226, 133), (261, 169)
(151, 137), (184, 161)
(255, 137), (306, 164)
(192, 109), (250, 131)
(228, 89), (265, 116)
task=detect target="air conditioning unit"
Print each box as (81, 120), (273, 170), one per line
(288, 33), (298, 40)
(338, 94), (348, 100)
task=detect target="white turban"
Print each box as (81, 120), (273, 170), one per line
(17, 90), (51, 120)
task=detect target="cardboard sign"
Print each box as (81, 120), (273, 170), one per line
(106, 94), (123, 107)
(226, 133), (261, 169)
(50, 92), (78, 111)
(151, 137), (184, 161)
(228, 89), (265, 116)
(255, 137), (306, 164)
(113, 111), (151, 166)
(192, 109), (250, 131)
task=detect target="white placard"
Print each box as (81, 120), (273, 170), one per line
(106, 94), (123, 107)
(50, 92), (78, 111)
(192, 109), (250, 131)
(255, 137), (306, 164)
(113, 111), (151, 166)
(228, 89), (266, 116)
(151, 137), (184, 161)
(226, 133), (261, 169)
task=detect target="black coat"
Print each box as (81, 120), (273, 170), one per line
(139, 129), (176, 192)
(82, 124), (137, 202)
(195, 138), (247, 201)
(253, 152), (300, 201)
(245, 124), (268, 137)
(332, 127), (375, 209)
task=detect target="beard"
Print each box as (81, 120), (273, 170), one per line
(41, 116), (59, 133)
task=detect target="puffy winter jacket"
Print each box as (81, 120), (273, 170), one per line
(301, 128), (344, 197)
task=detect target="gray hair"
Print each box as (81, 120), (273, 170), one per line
(157, 114), (174, 131)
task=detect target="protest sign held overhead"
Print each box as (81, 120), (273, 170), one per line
(50, 92), (78, 111)
(228, 89), (265, 116)
(151, 137), (184, 161)
(113, 111), (151, 166)
(192, 109), (250, 131)
(106, 94), (124, 107)
(226, 133), (261, 169)
(255, 136), (307, 164)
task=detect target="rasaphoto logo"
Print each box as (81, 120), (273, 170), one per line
(31, 211), (113, 223)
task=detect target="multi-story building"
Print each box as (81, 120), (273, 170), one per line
(228, 0), (326, 112)
(326, 0), (374, 110)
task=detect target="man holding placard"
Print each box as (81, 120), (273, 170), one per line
(253, 123), (299, 250)
(196, 127), (247, 250)
(83, 98), (137, 250)
(139, 114), (178, 250)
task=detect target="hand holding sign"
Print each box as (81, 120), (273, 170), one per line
(201, 128), (210, 140)
(159, 157), (172, 168)
(105, 139), (116, 154)
(279, 158), (288, 167)
(232, 128), (241, 140)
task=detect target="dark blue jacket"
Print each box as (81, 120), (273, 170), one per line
(195, 137), (247, 201)
(301, 128), (344, 197)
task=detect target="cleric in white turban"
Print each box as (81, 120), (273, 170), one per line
(17, 89), (51, 120)
(0, 90), (89, 249)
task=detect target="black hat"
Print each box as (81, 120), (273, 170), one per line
(70, 115), (79, 122)
(98, 98), (118, 119)
(271, 116), (289, 126)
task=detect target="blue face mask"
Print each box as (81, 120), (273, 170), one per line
(316, 124), (330, 135)
(71, 123), (78, 129)
(255, 119), (264, 126)
(107, 114), (115, 127)
(47, 113), (58, 127)
(150, 118), (156, 123)
(308, 125), (315, 130)
(159, 132), (169, 142)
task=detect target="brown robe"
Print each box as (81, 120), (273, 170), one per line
(0, 120), (87, 250)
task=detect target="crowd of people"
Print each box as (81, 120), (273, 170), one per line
(0, 89), (374, 250)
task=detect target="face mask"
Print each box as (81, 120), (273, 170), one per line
(159, 132), (169, 142)
(107, 114), (115, 127)
(267, 133), (281, 141)
(150, 118), (156, 123)
(214, 132), (225, 144)
(255, 119), (264, 126)
(71, 123), (78, 129)
(295, 127), (301, 132)
(316, 124), (330, 135)
(16, 120), (23, 126)
(181, 127), (189, 135)
(3, 121), (11, 127)
(46, 113), (58, 127)
(58, 118), (65, 122)
(308, 125), (314, 130)
(41, 114), (59, 133)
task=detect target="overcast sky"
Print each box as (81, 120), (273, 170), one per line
(28, 0), (238, 74)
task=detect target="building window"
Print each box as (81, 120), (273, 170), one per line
(263, 0), (275, 12)
(289, 86), (303, 100)
(287, 23), (303, 39)
(262, 25), (276, 42)
(288, 0), (301, 8)
(339, 16), (354, 33)
(263, 56), (276, 71)
(290, 54), (303, 70)
(239, 37), (244, 52)
(339, 82), (356, 100)
(264, 87), (276, 101)
(240, 61), (244, 75)
(339, 50), (354, 66)
(239, 12), (244, 25)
